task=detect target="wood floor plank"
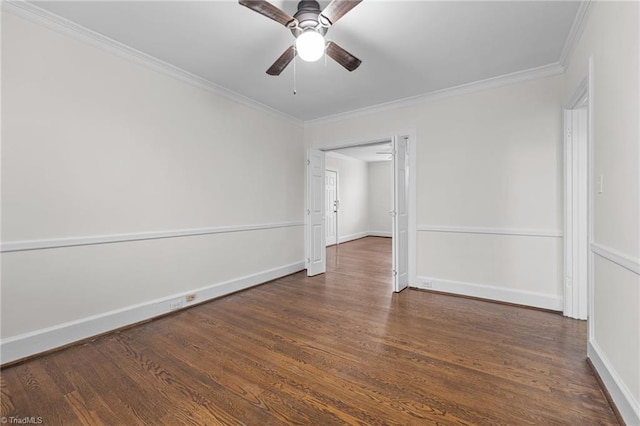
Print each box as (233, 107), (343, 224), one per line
(0, 237), (619, 425)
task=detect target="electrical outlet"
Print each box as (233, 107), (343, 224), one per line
(186, 294), (196, 302)
(169, 298), (184, 311)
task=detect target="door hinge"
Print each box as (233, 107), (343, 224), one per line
(307, 159), (311, 165)
(307, 258), (310, 264)
(307, 209), (310, 215)
(392, 270), (398, 277)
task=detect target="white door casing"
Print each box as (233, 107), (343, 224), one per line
(392, 136), (409, 292)
(307, 149), (326, 276)
(325, 170), (338, 246)
(306, 129), (417, 289)
(564, 76), (590, 320)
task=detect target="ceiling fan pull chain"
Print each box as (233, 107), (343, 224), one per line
(293, 46), (297, 95)
(324, 42), (328, 67)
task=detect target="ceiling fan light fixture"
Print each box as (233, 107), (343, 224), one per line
(295, 30), (325, 62)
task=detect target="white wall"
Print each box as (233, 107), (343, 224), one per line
(325, 153), (369, 243)
(564, 2), (640, 423)
(305, 74), (565, 311)
(5, 8), (637, 420)
(368, 162), (391, 236)
(324, 154), (391, 242)
(1, 12), (305, 363)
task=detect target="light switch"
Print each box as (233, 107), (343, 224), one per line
(596, 175), (604, 194)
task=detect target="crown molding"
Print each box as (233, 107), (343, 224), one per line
(305, 62), (564, 126)
(558, 0), (593, 68)
(5, 0), (581, 128)
(2, 0), (303, 126)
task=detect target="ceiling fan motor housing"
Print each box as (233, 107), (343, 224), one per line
(238, 0), (362, 74)
(291, 0), (328, 37)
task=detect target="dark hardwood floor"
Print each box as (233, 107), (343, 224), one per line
(1, 237), (618, 425)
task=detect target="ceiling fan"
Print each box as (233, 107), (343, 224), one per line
(239, 0), (363, 75)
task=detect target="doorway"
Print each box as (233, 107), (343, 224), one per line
(306, 132), (416, 293)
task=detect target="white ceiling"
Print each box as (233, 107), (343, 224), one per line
(328, 141), (392, 162)
(28, 1), (581, 122)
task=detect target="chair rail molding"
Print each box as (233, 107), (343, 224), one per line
(1, 221), (305, 253)
(417, 225), (562, 238)
(590, 242), (640, 275)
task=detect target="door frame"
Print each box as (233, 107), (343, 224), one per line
(563, 60), (593, 322)
(305, 129), (417, 289)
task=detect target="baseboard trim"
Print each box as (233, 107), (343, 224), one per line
(367, 231), (392, 238)
(586, 359), (627, 426)
(588, 340), (640, 425)
(326, 232), (389, 247)
(0, 261), (305, 365)
(338, 231), (369, 244)
(415, 276), (563, 311)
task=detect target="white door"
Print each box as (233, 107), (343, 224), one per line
(392, 136), (409, 292)
(307, 149), (326, 276)
(325, 170), (338, 246)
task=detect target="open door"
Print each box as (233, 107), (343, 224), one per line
(307, 148), (326, 276)
(392, 136), (409, 292)
(325, 170), (338, 246)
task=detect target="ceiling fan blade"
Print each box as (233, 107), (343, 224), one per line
(239, 0), (297, 28)
(326, 41), (361, 72)
(320, 0), (363, 26)
(266, 45), (296, 76)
